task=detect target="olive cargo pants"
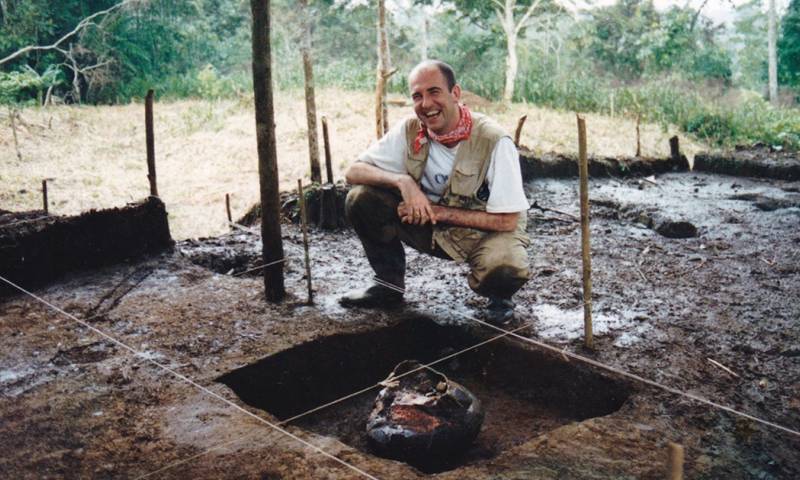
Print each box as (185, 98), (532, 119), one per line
(345, 185), (530, 298)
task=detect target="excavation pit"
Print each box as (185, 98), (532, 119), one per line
(218, 317), (632, 473)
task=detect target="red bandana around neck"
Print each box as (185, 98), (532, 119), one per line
(413, 104), (473, 154)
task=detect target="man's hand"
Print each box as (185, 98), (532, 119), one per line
(396, 176), (436, 225)
(398, 201), (437, 225)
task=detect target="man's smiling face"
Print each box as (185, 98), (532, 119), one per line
(409, 65), (462, 136)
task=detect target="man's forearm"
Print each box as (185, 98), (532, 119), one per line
(345, 162), (409, 190)
(431, 205), (519, 232)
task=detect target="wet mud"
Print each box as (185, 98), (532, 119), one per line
(1, 161), (799, 478)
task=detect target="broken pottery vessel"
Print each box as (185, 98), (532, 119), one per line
(366, 360), (484, 464)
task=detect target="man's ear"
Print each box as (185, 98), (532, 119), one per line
(452, 84), (462, 101)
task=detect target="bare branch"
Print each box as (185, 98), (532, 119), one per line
(689, 0), (711, 31)
(0, 0), (132, 66)
(515, 0), (544, 36)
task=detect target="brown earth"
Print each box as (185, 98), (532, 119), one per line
(1, 160), (799, 478)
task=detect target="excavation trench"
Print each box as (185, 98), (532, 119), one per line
(218, 317), (632, 473)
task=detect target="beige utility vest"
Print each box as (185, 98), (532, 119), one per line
(403, 113), (527, 261)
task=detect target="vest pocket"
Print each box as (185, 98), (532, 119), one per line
(449, 161), (481, 197)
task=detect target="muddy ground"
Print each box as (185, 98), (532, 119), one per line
(1, 169), (799, 479)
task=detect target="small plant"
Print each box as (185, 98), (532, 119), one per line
(0, 66), (62, 106)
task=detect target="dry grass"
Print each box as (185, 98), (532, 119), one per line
(1, 88), (709, 240)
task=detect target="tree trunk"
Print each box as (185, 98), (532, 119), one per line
(301, 0), (321, 183)
(768, 0), (779, 105)
(375, 0), (391, 139)
(250, 0), (285, 302)
(501, 2), (517, 104)
(421, 17), (429, 60)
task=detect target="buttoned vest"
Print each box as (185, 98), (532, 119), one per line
(403, 113), (527, 261)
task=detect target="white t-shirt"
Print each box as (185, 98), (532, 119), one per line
(357, 120), (530, 213)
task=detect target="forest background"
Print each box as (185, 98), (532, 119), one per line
(2, 0), (800, 150)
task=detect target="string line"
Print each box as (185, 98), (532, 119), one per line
(0, 274), (380, 480)
(136, 323), (530, 478)
(368, 277), (800, 437)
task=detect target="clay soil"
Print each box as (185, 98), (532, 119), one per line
(1, 167), (799, 479)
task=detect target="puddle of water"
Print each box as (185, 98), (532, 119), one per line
(532, 303), (650, 346)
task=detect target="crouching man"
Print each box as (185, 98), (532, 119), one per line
(340, 60), (530, 325)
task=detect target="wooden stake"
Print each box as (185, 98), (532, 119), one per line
(669, 136), (680, 162)
(298, 179), (313, 304)
(145, 89), (158, 197)
(225, 193), (232, 223)
(635, 113), (641, 158)
(9, 108), (22, 161)
(251, 0), (285, 302)
(667, 442), (684, 480)
(375, 0), (392, 139)
(322, 115), (333, 184)
(514, 114), (527, 147)
(577, 114), (593, 350)
(42, 180), (48, 215)
(300, 0), (321, 184)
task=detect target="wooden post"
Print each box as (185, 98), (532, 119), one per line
(225, 193), (232, 223)
(42, 180), (48, 215)
(9, 108), (22, 161)
(669, 136), (680, 162)
(145, 89), (158, 197)
(300, 0), (321, 184)
(667, 442), (684, 480)
(577, 114), (593, 350)
(635, 113), (641, 158)
(375, 0), (392, 139)
(514, 114), (527, 147)
(298, 180), (313, 304)
(322, 115), (333, 184)
(319, 184), (338, 230)
(251, 0), (285, 302)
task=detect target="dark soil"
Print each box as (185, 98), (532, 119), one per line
(1, 157), (799, 479)
(694, 145), (800, 180)
(0, 197), (172, 297)
(218, 318), (629, 473)
(517, 149), (689, 180)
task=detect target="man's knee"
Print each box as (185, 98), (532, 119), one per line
(468, 241), (529, 297)
(347, 184), (399, 211)
(345, 185), (404, 245)
(345, 185), (373, 217)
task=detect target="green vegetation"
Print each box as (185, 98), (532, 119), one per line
(1, 0), (798, 149)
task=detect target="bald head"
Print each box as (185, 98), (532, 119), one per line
(409, 60), (457, 91)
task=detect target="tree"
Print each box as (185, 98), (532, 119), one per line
(581, 0), (730, 82)
(376, 0), (395, 138)
(779, 0), (800, 87)
(300, 0), (322, 183)
(495, 0), (550, 103)
(769, 0), (779, 104)
(251, 0), (286, 302)
(418, 0), (564, 103)
(732, 1), (769, 89)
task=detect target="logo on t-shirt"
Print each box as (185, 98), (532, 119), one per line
(434, 174), (449, 185)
